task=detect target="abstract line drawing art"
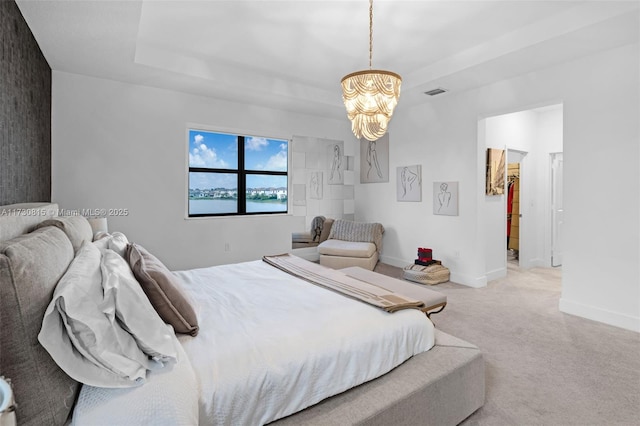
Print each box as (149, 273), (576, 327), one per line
(328, 143), (344, 185)
(310, 171), (323, 199)
(367, 140), (383, 179)
(360, 133), (389, 183)
(433, 181), (459, 216)
(396, 165), (421, 202)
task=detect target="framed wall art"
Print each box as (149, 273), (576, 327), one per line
(327, 142), (344, 185)
(309, 171), (323, 199)
(486, 148), (505, 195)
(434, 181), (459, 216)
(396, 165), (422, 202)
(360, 133), (389, 183)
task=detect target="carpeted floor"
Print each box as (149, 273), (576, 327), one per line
(373, 262), (640, 426)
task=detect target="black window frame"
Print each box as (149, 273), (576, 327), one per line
(188, 131), (289, 217)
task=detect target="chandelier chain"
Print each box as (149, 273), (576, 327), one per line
(369, 0), (373, 69)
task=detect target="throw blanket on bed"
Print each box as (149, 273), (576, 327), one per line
(327, 219), (384, 253)
(263, 254), (424, 313)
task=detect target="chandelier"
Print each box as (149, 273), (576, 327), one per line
(341, 0), (402, 142)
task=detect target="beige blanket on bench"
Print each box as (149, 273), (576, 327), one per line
(263, 254), (424, 313)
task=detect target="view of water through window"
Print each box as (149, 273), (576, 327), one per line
(189, 199), (286, 214)
(188, 129), (288, 216)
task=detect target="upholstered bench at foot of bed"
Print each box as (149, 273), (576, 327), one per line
(270, 329), (485, 426)
(318, 240), (378, 270)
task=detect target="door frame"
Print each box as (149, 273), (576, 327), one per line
(550, 152), (564, 267)
(505, 149), (529, 267)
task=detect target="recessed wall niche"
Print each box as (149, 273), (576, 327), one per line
(291, 136), (355, 229)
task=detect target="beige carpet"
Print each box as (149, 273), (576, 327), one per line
(373, 262), (640, 425)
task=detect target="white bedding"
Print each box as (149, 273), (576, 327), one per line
(71, 332), (199, 426)
(175, 260), (435, 425)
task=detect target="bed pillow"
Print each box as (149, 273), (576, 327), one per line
(39, 242), (153, 388)
(126, 243), (199, 336)
(101, 249), (178, 362)
(35, 215), (93, 252)
(0, 226), (78, 426)
(92, 231), (129, 258)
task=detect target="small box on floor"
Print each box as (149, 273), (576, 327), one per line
(417, 247), (432, 259)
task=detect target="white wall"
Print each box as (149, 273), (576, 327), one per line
(355, 43), (639, 332)
(51, 71), (354, 270)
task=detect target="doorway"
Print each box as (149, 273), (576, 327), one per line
(482, 103), (563, 281)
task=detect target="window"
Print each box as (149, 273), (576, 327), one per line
(188, 129), (288, 217)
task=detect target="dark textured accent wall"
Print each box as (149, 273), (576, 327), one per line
(0, 0), (51, 205)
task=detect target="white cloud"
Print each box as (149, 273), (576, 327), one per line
(189, 143), (228, 168)
(245, 137), (269, 151)
(265, 148), (288, 171)
(194, 134), (204, 144)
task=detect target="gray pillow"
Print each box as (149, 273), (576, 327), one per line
(35, 215), (93, 252)
(0, 226), (78, 426)
(127, 243), (199, 336)
(39, 242), (153, 388)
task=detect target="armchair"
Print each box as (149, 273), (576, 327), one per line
(318, 219), (384, 270)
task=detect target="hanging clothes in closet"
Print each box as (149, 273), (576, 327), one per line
(506, 163), (520, 253)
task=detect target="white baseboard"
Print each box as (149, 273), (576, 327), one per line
(486, 267), (507, 282)
(450, 272), (487, 288)
(529, 257), (546, 268)
(379, 255), (409, 268)
(559, 298), (640, 333)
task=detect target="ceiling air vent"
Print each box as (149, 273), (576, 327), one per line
(424, 88), (448, 96)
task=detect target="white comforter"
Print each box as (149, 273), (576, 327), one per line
(175, 260), (435, 425)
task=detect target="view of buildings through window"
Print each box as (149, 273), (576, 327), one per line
(188, 129), (288, 216)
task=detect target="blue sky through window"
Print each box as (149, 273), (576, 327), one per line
(188, 130), (288, 189)
(189, 130), (238, 169)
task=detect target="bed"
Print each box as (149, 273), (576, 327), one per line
(0, 202), (484, 426)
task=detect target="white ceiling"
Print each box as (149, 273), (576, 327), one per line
(16, 0), (640, 119)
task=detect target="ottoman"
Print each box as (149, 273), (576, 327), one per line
(403, 263), (450, 285)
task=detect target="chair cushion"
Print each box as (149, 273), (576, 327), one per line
(318, 239), (376, 258)
(320, 253), (378, 271)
